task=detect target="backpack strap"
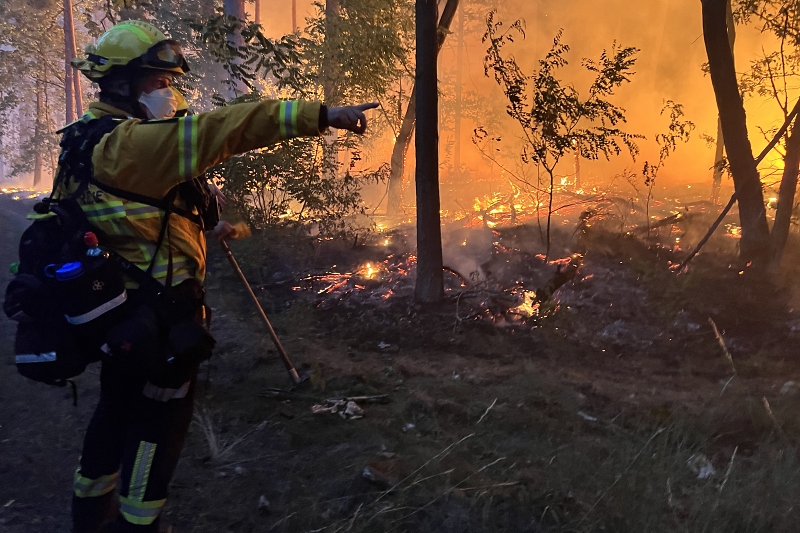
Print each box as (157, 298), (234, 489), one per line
(54, 115), (203, 228)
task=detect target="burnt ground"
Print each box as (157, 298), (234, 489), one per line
(2, 194), (800, 532)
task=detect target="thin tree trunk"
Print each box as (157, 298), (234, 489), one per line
(387, 0), (460, 217)
(702, 0), (769, 262)
(323, 0), (341, 104)
(292, 0), (298, 32)
(63, 0), (77, 124)
(34, 80), (44, 188)
(415, 0), (444, 303)
(769, 123), (800, 269)
(255, 0), (261, 24)
(453, 1), (463, 180)
(73, 73), (83, 117)
(546, 169), (554, 260)
(711, 0), (735, 205)
(322, 0), (341, 179)
(387, 86), (417, 216)
(224, 0), (248, 97)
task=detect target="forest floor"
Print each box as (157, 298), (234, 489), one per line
(2, 192), (800, 532)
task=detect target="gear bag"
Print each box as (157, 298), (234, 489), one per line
(4, 117), (129, 388)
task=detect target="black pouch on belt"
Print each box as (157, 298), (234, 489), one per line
(151, 279), (216, 387)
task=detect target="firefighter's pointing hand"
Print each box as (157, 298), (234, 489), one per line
(327, 102), (379, 135)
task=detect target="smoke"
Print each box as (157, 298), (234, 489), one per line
(253, 0), (784, 201)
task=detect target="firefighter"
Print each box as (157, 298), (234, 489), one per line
(67, 20), (377, 533)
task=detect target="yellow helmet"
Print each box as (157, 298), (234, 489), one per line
(73, 20), (190, 81)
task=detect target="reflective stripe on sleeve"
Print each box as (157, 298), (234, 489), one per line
(279, 100), (298, 138)
(119, 496), (166, 526)
(74, 469), (119, 498)
(178, 116), (199, 180)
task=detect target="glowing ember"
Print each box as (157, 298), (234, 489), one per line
(725, 224), (742, 238)
(359, 262), (379, 279)
(509, 289), (539, 317)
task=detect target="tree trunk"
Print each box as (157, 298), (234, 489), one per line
(63, 0), (77, 124)
(711, 0), (735, 205)
(769, 122), (800, 269)
(702, 0), (770, 262)
(73, 71), (83, 117)
(255, 0), (261, 24)
(415, 0), (444, 303)
(34, 80), (44, 188)
(322, 0), (341, 179)
(323, 0), (341, 104)
(453, 1), (463, 180)
(387, 86), (416, 216)
(292, 0), (298, 32)
(224, 0), (248, 97)
(387, 0), (460, 217)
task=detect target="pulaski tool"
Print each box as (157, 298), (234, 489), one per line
(220, 240), (309, 385)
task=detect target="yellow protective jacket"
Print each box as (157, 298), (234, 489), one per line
(56, 100), (322, 286)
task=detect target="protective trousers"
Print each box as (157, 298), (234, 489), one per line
(72, 357), (195, 533)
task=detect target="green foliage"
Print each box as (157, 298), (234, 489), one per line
(627, 101), (694, 234)
(216, 127), (388, 236)
(0, 0), (67, 178)
(481, 15), (642, 169)
(189, 15), (309, 99)
(479, 11), (642, 257)
(299, 0), (415, 143)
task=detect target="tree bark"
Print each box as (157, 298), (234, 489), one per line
(453, 2), (464, 180)
(702, 0), (770, 262)
(73, 70), (83, 117)
(387, 0), (460, 217)
(710, 0), (735, 205)
(322, 0), (341, 179)
(414, 0), (444, 303)
(34, 80), (44, 188)
(255, 0), (261, 24)
(292, 0), (298, 32)
(769, 123), (800, 269)
(224, 0), (248, 97)
(63, 0), (77, 124)
(323, 0), (341, 104)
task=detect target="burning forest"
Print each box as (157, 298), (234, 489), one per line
(4, 1), (800, 532)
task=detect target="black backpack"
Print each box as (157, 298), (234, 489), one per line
(4, 117), (128, 393)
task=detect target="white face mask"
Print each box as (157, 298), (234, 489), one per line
(138, 87), (178, 119)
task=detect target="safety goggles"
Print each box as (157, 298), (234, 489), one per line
(141, 40), (190, 73)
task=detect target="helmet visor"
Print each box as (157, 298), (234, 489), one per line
(141, 40), (190, 73)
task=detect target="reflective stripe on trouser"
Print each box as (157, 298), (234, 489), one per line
(73, 357), (197, 532)
(74, 469), (119, 498)
(120, 495), (166, 526)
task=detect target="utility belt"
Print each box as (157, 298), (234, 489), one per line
(102, 277), (215, 390)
